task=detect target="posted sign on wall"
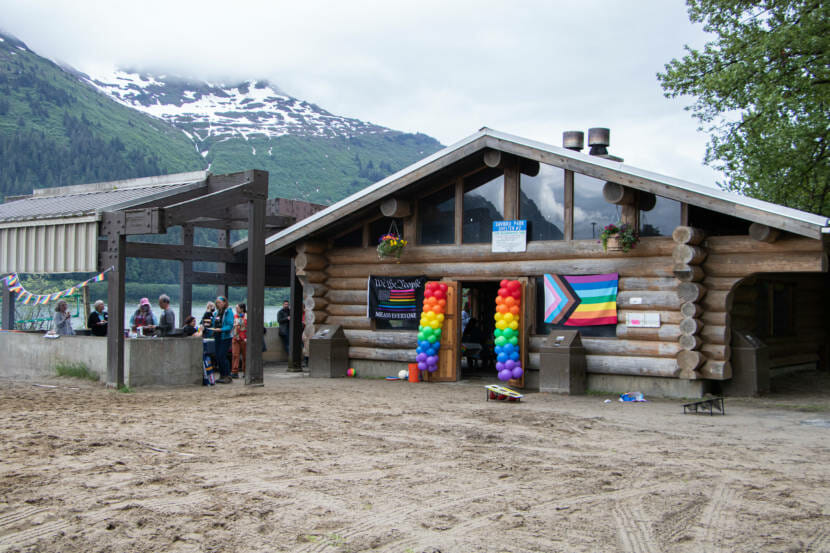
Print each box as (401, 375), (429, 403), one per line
(492, 220), (527, 253)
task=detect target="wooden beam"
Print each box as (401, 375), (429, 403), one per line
(749, 223), (781, 243)
(179, 224), (193, 325)
(289, 258), (304, 371)
(124, 242), (238, 263)
(564, 169), (574, 241)
(503, 155), (520, 220)
(602, 182), (636, 205)
(454, 178), (463, 245)
(245, 188), (266, 386)
(102, 212), (126, 388)
(216, 230), (230, 299)
(163, 182), (256, 227)
(1, 282), (15, 330)
(483, 149), (501, 168)
(189, 215), (294, 230)
(380, 198), (411, 218)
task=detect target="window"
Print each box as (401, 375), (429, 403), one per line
(369, 217), (403, 244)
(520, 164), (565, 241)
(573, 173), (620, 240)
(463, 169), (503, 243)
(417, 186), (455, 245)
(332, 226), (362, 248)
(640, 196), (681, 237)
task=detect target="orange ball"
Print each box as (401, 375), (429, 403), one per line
(438, 298), (446, 307)
(495, 296), (504, 305)
(510, 305), (520, 315)
(497, 304), (508, 314)
(505, 296), (515, 307)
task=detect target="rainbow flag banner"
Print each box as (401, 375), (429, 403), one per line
(1, 267), (114, 306)
(543, 273), (618, 327)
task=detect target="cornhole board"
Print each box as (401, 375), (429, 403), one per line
(485, 384), (523, 402)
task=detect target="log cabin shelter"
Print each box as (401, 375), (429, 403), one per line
(266, 127), (830, 398)
(1, 169), (323, 388)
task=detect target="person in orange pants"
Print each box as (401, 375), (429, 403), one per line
(231, 303), (248, 378)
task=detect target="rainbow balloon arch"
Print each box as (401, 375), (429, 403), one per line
(415, 281), (448, 373)
(494, 279), (523, 382)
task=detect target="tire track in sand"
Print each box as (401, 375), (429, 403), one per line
(698, 483), (737, 553)
(613, 500), (661, 553)
(0, 506), (47, 531)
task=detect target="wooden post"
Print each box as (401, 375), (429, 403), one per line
(179, 224), (194, 324)
(288, 257), (304, 371)
(454, 178), (463, 245)
(1, 281), (15, 330)
(245, 183), (266, 386)
(82, 286), (91, 329)
(503, 156), (520, 220)
(216, 229), (230, 300)
(564, 170), (574, 241)
(103, 212), (127, 388)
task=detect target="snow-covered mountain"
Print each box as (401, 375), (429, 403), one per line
(83, 71), (390, 152)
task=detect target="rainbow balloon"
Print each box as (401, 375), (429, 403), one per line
(414, 281), (447, 373)
(494, 279), (523, 382)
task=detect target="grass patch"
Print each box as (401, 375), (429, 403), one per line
(117, 385), (134, 394)
(55, 361), (99, 381)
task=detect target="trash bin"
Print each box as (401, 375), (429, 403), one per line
(539, 330), (586, 394)
(723, 331), (769, 396)
(309, 325), (349, 378)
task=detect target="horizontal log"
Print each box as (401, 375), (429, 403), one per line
(325, 257), (676, 278)
(703, 276), (746, 291)
(327, 277), (369, 290)
(616, 291), (682, 310)
(327, 304), (367, 316)
(585, 355), (680, 378)
(349, 347), (415, 363)
(679, 334), (703, 351)
(678, 282), (707, 303)
(679, 317), (703, 336)
(672, 244), (707, 265)
(680, 302), (703, 318)
(749, 223), (780, 243)
(701, 343), (730, 361)
(704, 251), (828, 276)
(618, 277), (679, 291)
(311, 310), (327, 324)
(700, 290), (733, 312)
(529, 336), (683, 358)
(303, 271), (328, 284)
(700, 324), (731, 345)
(615, 324), (681, 341)
(344, 329), (418, 348)
(297, 241), (328, 255)
(672, 226), (706, 245)
(295, 252), (327, 273)
(704, 235), (823, 254)
(602, 182), (636, 205)
(298, 281), (325, 298)
(639, 192), (656, 212)
(619, 309), (683, 324)
(304, 296), (328, 310)
(699, 360), (731, 380)
(483, 149), (502, 168)
(701, 311), (729, 326)
(677, 350), (704, 371)
(673, 264), (705, 282)
(325, 316), (371, 330)
(380, 197), (411, 218)
(325, 239), (676, 265)
(326, 290), (367, 305)
(678, 368), (701, 380)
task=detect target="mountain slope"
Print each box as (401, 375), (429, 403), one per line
(0, 32), (205, 200)
(83, 72), (443, 202)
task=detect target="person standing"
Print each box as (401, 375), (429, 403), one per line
(201, 301), (216, 338)
(53, 300), (74, 335)
(277, 300), (290, 354)
(232, 303), (248, 379)
(87, 300), (108, 337)
(210, 296), (235, 384)
(130, 298), (156, 336)
(155, 294), (175, 337)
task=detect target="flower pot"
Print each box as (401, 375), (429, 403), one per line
(604, 235), (623, 252)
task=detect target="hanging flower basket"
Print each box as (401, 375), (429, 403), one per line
(599, 223), (639, 253)
(377, 233), (408, 260)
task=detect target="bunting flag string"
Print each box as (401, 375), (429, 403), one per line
(1, 267), (114, 306)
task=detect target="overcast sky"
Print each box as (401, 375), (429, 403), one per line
(0, 0), (722, 186)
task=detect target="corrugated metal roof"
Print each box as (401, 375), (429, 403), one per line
(263, 128), (830, 253)
(0, 171), (208, 224)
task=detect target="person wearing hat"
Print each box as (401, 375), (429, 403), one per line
(129, 297), (157, 336)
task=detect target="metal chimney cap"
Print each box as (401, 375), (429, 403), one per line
(562, 131), (584, 151)
(588, 127), (610, 147)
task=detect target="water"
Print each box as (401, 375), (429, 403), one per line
(71, 304), (286, 329)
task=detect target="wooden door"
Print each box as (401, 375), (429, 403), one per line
(508, 279), (528, 389)
(431, 281), (459, 382)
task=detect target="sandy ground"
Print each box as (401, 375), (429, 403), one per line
(0, 368), (829, 553)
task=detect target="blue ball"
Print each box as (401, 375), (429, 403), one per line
(510, 352), (519, 361)
(497, 353), (507, 363)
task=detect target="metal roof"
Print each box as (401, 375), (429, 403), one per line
(264, 128), (830, 253)
(0, 171), (208, 225)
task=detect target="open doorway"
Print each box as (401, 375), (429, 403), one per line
(459, 281), (499, 379)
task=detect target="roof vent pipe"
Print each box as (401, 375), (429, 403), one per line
(562, 131), (584, 151)
(588, 127), (610, 156)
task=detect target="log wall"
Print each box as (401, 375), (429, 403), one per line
(294, 231), (827, 384)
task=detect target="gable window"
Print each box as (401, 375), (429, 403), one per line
(640, 196), (681, 237)
(573, 173), (619, 240)
(520, 164), (564, 241)
(463, 169), (504, 243)
(369, 217), (404, 244)
(417, 186), (455, 245)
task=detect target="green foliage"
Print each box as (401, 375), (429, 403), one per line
(658, 0), (830, 216)
(117, 384), (134, 393)
(599, 222), (639, 252)
(55, 361), (99, 381)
